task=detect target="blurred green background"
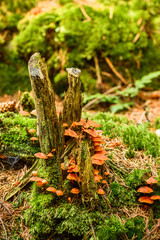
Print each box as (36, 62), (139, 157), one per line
(0, 0), (160, 97)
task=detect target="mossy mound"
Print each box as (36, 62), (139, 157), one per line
(1, 0), (160, 95)
(0, 112), (40, 162)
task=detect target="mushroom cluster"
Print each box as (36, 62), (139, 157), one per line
(137, 176), (160, 205)
(61, 118), (109, 197)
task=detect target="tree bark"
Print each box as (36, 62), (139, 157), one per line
(28, 53), (59, 153)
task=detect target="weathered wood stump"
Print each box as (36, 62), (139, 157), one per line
(5, 53), (97, 206)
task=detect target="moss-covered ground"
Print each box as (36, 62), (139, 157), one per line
(1, 111), (160, 239)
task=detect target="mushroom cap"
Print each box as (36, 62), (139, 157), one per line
(63, 123), (68, 127)
(70, 188), (80, 194)
(94, 169), (99, 175)
(67, 165), (79, 173)
(138, 196), (154, 204)
(92, 153), (108, 161)
(94, 175), (102, 182)
(97, 189), (105, 195)
(104, 172), (109, 176)
(83, 128), (98, 137)
(42, 179), (48, 185)
(28, 129), (36, 133)
(96, 150), (107, 155)
(56, 190), (63, 196)
(19, 110), (30, 116)
(146, 177), (158, 185)
(67, 173), (81, 182)
(94, 146), (104, 152)
(46, 187), (56, 193)
(137, 186), (153, 193)
(101, 180), (107, 184)
(92, 159), (105, 165)
(32, 171), (38, 176)
(150, 195), (160, 200)
(92, 137), (102, 142)
(37, 181), (43, 187)
(30, 109), (37, 116)
(64, 129), (78, 138)
(34, 152), (48, 159)
(47, 152), (54, 157)
(30, 137), (38, 141)
(30, 176), (44, 182)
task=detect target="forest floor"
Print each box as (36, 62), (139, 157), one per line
(0, 92), (160, 239)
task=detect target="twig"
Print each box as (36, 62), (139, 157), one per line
(83, 85), (121, 110)
(102, 195), (111, 208)
(109, 6), (114, 19)
(79, 4), (91, 22)
(0, 217), (8, 240)
(88, 216), (97, 240)
(83, 229), (91, 240)
(142, 222), (160, 240)
(104, 56), (128, 85)
(94, 55), (102, 89)
(0, 201), (12, 215)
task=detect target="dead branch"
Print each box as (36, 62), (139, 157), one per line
(94, 55), (103, 89)
(104, 56), (128, 85)
(78, 4), (91, 22)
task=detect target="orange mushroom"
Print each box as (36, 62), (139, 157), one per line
(42, 179), (48, 185)
(104, 172), (109, 176)
(92, 137), (103, 142)
(94, 169), (99, 175)
(94, 175), (102, 182)
(28, 129), (36, 135)
(63, 123), (68, 127)
(30, 137), (38, 144)
(34, 152), (48, 159)
(30, 176), (44, 182)
(19, 110), (30, 116)
(146, 177), (158, 186)
(37, 181), (43, 187)
(47, 152), (54, 157)
(30, 109), (37, 116)
(94, 146), (104, 152)
(32, 171), (38, 176)
(138, 196), (154, 204)
(92, 159), (105, 165)
(150, 195), (160, 200)
(67, 173), (77, 181)
(70, 188), (80, 194)
(101, 180), (107, 184)
(56, 190), (63, 196)
(83, 128), (98, 137)
(65, 129), (78, 138)
(46, 187), (56, 193)
(92, 153), (108, 161)
(97, 189), (105, 195)
(137, 186), (153, 193)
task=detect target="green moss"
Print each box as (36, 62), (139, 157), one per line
(0, 113), (40, 157)
(126, 169), (150, 188)
(108, 182), (136, 208)
(155, 117), (160, 129)
(91, 112), (160, 157)
(20, 92), (35, 112)
(96, 215), (126, 240)
(125, 216), (145, 240)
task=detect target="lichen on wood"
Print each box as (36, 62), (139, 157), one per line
(28, 52), (59, 153)
(63, 68), (83, 127)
